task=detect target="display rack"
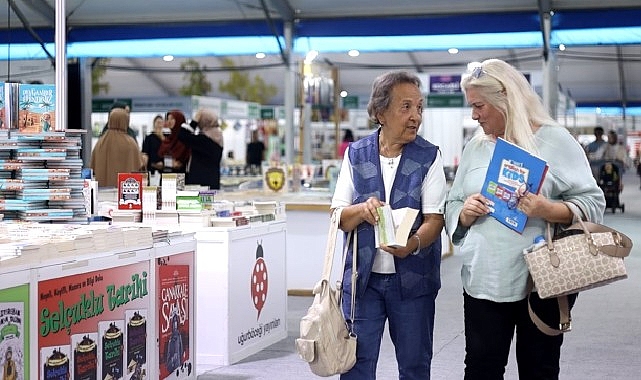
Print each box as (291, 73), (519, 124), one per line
(0, 130), (85, 222)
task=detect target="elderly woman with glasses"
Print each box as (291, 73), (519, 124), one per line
(445, 59), (605, 379)
(177, 108), (224, 189)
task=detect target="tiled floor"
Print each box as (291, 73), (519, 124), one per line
(199, 173), (641, 379)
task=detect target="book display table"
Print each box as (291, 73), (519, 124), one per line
(0, 226), (197, 380)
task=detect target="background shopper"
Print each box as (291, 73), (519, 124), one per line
(142, 114), (165, 174)
(90, 108), (145, 187)
(158, 110), (190, 174)
(178, 108), (224, 189)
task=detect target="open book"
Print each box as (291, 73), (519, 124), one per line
(481, 137), (548, 233)
(374, 205), (419, 247)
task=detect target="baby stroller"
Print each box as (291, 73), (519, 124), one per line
(598, 161), (625, 213)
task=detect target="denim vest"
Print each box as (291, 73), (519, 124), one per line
(343, 129), (442, 301)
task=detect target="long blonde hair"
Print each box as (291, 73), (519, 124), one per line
(461, 59), (559, 153)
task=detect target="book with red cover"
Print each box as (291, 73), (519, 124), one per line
(481, 137), (548, 233)
(158, 264), (191, 379)
(118, 173), (143, 210)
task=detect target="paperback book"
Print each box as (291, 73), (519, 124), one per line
(118, 173), (143, 210)
(18, 83), (55, 133)
(374, 205), (419, 248)
(481, 137), (548, 233)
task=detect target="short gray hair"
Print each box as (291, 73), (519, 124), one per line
(367, 71), (422, 125)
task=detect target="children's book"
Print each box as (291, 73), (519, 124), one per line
(481, 137), (548, 233)
(374, 204), (419, 248)
(17, 83), (55, 133)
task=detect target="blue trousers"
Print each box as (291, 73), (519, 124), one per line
(463, 291), (576, 380)
(341, 273), (437, 380)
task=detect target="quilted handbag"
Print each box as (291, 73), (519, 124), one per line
(524, 210), (632, 335)
(295, 209), (357, 376)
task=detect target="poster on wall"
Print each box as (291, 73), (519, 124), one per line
(0, 284), (30, 380)
(156, 252), (194, 380)
(37, 261), (150, 380)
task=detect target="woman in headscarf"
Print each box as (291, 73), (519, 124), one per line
(158, 110), (191, 173)
(177, 108), (224, 189)
(90, 108), (145, 187)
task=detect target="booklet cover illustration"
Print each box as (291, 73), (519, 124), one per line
(1, 302), (25, 380)
(98, 320), (125, 380)
(41, 345), (71, 380)
(125, 310), (147, 380)
(158, 265), (191, 380)
(72, 333), (98, 380)
(481, 137), (548, 233)
(18, 84), (55, 133)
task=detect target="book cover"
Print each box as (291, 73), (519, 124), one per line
(0, 301), (25, 380)
(161, 174), (177, 211)
(481, 137), (548, 233)
(374, 205), (419, 248)
(118, 173), (143, 210)
(158, 265), (190, 380)
(71, 333), (98, 380)
(125, 310), (147, 380)
(98, 320), (125, 380)
(41, 345), (71, 380)
(18, 84), (55, 133)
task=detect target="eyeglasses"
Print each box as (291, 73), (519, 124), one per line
(506, 182), (530, 210)
(470, 65), (506, 92)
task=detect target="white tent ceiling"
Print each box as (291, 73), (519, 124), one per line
(0, 0), (640, 109)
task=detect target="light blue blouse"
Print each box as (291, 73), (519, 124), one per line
(445, 125), (606, 302)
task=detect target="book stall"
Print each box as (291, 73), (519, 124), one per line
(91, 170), (289, 372)
(0, 223), (197, 380)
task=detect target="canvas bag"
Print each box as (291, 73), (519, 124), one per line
(295, 208), (357, 377)
(524, 209), (633, 335)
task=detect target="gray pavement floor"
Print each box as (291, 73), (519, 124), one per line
(199, 172), (641, 379)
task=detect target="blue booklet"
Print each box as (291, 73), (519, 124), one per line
(481, 137), (548, 233)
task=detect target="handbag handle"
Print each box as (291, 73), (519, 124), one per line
(543, 207), (632, 259)
(322, 208), (357, 327)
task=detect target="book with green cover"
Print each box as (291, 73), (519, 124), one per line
(374, 204), (419, 248)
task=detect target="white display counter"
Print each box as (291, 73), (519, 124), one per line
(215, 190), (452, 294)
(0, 230), (197, 380)
(193, 220), (288, 370)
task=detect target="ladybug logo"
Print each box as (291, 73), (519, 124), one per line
(250, 240), (268, 320)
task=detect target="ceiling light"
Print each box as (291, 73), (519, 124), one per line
(558, 44), (566, 51)
(448, 48), (459, 54)
(304, 50), (319, 64)
(348, 49), (359, 57)
(255, 52), (266, 59)
(162, 55), (174, 62)
(340, 90), (348, 97)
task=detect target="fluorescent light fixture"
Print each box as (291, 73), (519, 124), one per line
(448, 48), (459, 54)
(577, 106), (641, 116)
(348, 49), (360, 57)
(255, 52), (266, 59)
(0, 27), (640, 60)
(162, 55), (174, 62)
